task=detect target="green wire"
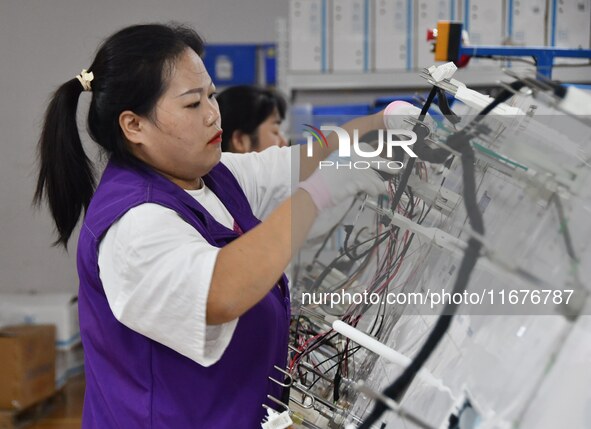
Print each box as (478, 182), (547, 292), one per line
(473, 142), (528, 171)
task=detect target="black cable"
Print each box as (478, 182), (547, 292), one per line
(342, 226), (372, 261)
(306, 346), (363, 391)
(359, 133), (484, 429)
(387, 87), (439, 218)
(343, 225), (362, 261)
(357, 76), (528, 426)
(312, 197), (360, 261)
(404, 186), (415, 217)
(314, 231), (391, 292)
(313, 222), (342, 261)
(436, 88), (461, 125)
(305, 83), (522, 427)
(294, 331), (341, 374)
(347, 229), (401, 318)
(349, 228), (415, 335)
(370, 227), (415, 288)
(411, 81), (526, 167)
(475, 81), (525, 119)
(310, 345), (362, 372)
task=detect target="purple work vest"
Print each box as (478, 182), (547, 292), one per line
(77, 158), (290, 428)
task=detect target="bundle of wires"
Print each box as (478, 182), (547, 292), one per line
(358, 80), (526, 429)
(290, 164), (433, 406)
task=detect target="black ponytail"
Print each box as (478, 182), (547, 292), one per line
(34, 23), (205, 248)
(34, 78), (95, 248)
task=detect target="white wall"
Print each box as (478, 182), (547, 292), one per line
(0, 0), (288, 294)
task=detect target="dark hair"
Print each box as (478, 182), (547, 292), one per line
(216, 85), (286, 152)
(34, 23), (205, 248)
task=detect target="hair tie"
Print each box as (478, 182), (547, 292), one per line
(76, 69), (94, 92)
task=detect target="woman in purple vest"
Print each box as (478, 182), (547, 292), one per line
(34, 23), (387, 428)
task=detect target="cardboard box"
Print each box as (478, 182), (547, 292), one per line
(0, 293), (80, 350)
(374, 0), (412, 71)
(0, 325), (56, 410)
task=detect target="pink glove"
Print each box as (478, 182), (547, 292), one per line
(383, 100), (436, 130)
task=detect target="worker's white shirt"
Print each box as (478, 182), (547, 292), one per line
(98, 146), (298, 367)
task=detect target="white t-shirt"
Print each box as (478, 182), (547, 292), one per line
(97, 146), (299, 367)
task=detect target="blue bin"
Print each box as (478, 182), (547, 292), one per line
(202, 44), (258, 86)
(261, 43), (277, 86)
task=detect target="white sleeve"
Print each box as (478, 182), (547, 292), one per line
(221, 145), (300, 220)
(97, 203), (238, 367)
